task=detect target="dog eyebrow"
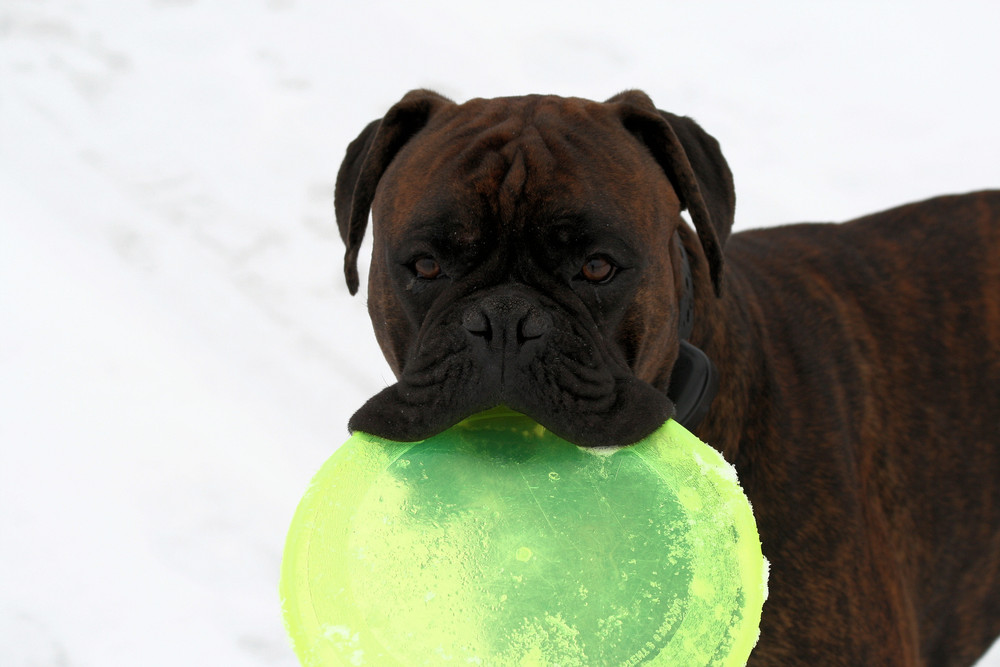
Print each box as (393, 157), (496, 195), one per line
(532, 214), (641, 269)
(396, 214), (486, 257)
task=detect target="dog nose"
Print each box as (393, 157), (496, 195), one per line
(462, 295), (552, 347)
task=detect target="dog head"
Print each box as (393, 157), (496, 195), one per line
(335, 90), (734, 447)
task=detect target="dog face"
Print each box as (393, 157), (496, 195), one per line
(336, 90), (734, 447)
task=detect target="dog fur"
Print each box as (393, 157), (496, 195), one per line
(335, 89), (1000, 665)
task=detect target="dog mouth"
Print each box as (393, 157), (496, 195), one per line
(348, 293), (672, 448)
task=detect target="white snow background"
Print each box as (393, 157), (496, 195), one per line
(2, 1), (998, 665)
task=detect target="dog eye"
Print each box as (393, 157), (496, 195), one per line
(579, 256), (616, 283)
(413, 257), (442, 280)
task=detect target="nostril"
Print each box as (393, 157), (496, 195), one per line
(462, 308), (491, 339)
(518, 310), (552, 343)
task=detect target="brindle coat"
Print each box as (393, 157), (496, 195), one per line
(335, 89), (1000, 665)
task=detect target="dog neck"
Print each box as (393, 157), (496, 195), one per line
(678, 228), (772, 465)
(667, 234), (720, 430)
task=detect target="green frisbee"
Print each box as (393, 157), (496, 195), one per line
(280, 409), (767, 666)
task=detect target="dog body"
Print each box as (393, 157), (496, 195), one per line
(335, 90), (1000, 665)
(703, 201), (1000, 665)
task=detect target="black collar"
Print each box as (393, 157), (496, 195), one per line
(666, 234), (719, 430)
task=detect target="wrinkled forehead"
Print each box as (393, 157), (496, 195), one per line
(371, 95), (681, 241)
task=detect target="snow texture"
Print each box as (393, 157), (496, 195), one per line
(2, 1), (998, 664)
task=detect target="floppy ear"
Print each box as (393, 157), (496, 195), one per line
(334, 89), (453, 295)
(606, 90), (735, 295)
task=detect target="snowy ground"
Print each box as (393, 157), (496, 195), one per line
(2, 1), (998, 665)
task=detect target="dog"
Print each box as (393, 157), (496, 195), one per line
(334, 89), (1000, 665)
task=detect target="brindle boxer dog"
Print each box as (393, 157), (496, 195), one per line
(334, 89), (1000, 665)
